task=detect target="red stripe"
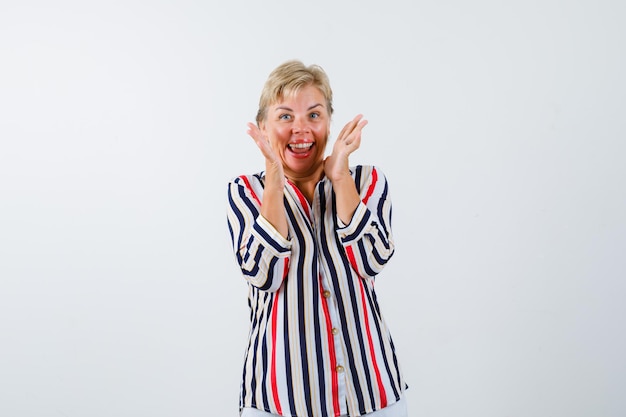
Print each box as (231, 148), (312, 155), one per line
(282, 257), (289, 279)
(240, 175), (261, 206)
(358, 279), (387, 408)
(287, 180), (310, 219)
(345, 245), (361, 277)
(347, 245), (387, 405)
(319, 279), (340, 416)
(362, 167), (378, 205)
(270, 289), (283, 414)
(269, 258), (289, 413)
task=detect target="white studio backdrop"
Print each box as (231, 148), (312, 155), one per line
(1, 1), (625, 416)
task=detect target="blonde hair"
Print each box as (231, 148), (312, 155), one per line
(256, 60), (334, 125)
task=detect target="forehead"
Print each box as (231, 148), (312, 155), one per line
(273, 85), (327, 108)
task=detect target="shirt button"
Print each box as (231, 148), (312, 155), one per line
(331, 328), (339, 335)
(323, 290), (331, 298)
(336, 365), (344, 373)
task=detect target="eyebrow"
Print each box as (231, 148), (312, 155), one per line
(274, 103), (324, 112)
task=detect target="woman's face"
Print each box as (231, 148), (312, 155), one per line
(261, 85), (331, 181)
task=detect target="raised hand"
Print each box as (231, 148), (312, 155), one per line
(323, 114), (368, 183)
(247, 122), (285, 189)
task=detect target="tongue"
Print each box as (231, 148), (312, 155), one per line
(290, 145), (311, 154)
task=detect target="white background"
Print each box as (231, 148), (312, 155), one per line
(1, 1), (625, 416)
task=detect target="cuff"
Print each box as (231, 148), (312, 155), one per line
(252, 215), (292, 255)
(336, 202), (371, 244)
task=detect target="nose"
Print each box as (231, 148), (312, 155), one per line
(292, 116), (310, 134)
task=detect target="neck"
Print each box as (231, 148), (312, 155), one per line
(286, 166), (324, 203)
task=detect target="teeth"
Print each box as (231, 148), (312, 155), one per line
(289, 143), (313, 149)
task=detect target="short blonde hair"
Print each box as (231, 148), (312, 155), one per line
(256, 60), (334, 125)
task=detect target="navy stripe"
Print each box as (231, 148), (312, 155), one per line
(345, 273), (376, 412)
(388, 335), (407, 391)
(257, 256), (278, 291)
(282, 274), (296, 416)
(365, 286), (400, 402)
(259, 293), (271, 410)
(358, 239), (378, 277)
(241, 245), (263, 278)
(234, 179), (260, 218)
(376, 178), (390, 236)
(312, 275), (328, 417)
(248, 291), (263, 408)
(285, 198), (315, 416)
(228, 166), (405, 416)
(328, 188), (367, 412)
(283, 200), (304, 416)
(227, 187), (247, 265)
(341, 209), (371, 243)
(313, 184), (328, 416)
(253, 221), (290, 254)
(354, 165), (363, 194)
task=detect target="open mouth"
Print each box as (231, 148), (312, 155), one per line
(288, 142), (314, 154)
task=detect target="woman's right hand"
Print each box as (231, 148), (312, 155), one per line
(247, 122), (285, 189)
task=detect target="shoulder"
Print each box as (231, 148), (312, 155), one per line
(349, 165), (391, 197)
(350, 165), (389, 183)
(228, 171), (266, 188)
(227, 172), (266, 207)
(227, 172), (266, 203)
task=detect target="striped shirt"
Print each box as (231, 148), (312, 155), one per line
(227, 165), (407, 417)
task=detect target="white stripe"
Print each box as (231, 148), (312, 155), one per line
(228, 166), (406, 417)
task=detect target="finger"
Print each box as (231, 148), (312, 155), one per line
(246, 122), (271, 156)
(343, 119), (368, 146)
(344, 114), (363, 136)
(352, 117), (368, 134)
(336, 121), (351, 141)
(247, 125), (271, 151)
(338, 114), (366, 141)
(337, 114), (361, 138)
(246, 122), (261, 140)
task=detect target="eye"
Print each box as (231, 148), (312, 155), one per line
(310, 112), (320, 119)
(279, 113), (292, 121)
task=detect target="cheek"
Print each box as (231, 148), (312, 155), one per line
(263, 125), (287, 144)
(315, 125), (330, 142)
(270, 125), (290, 139)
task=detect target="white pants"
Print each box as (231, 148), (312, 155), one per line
(240, 396), (408, 417)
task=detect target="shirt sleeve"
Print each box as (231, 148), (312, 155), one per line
(227, 176), (291, 292)
(336, 166), (395, 278)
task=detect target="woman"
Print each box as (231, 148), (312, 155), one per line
(227, 60), (407, 417)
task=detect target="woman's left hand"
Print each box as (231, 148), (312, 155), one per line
(324, 114), (368, 182)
